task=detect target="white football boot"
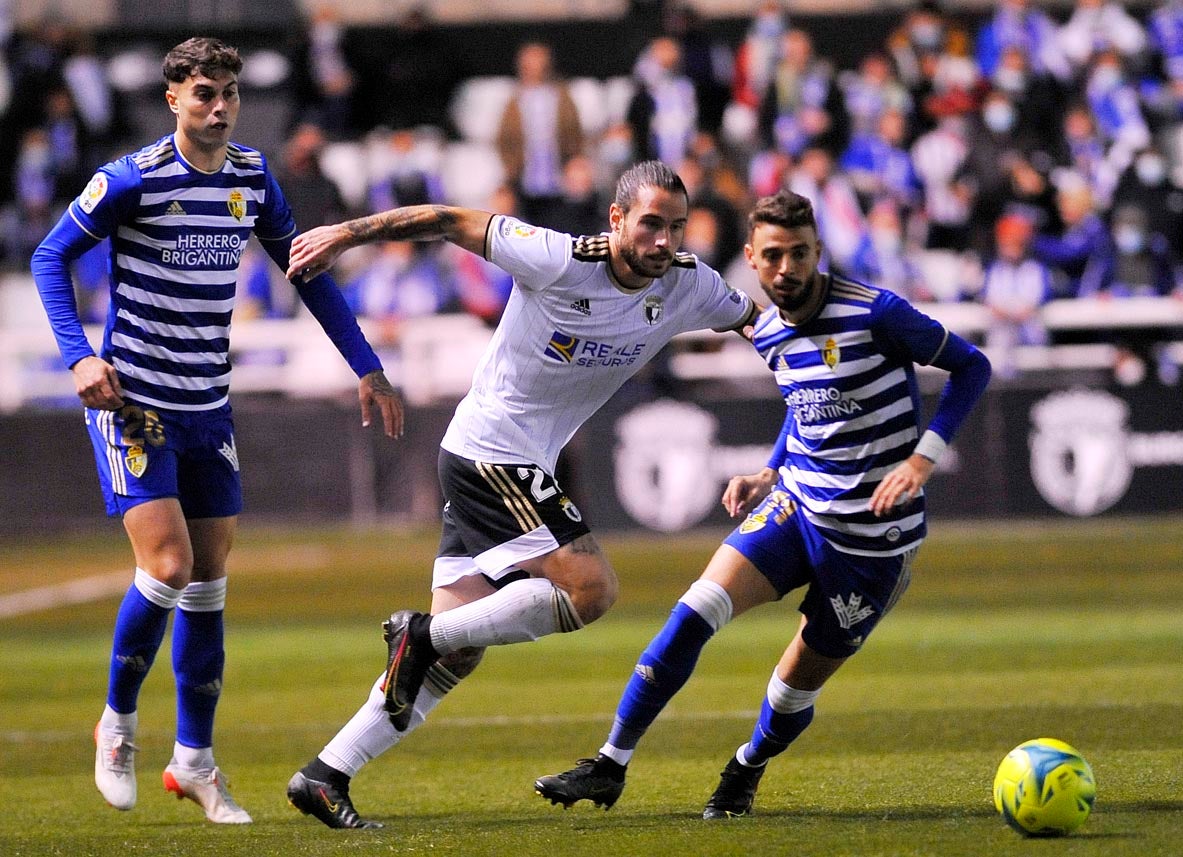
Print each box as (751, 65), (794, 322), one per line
(163, 760), (253, 824)
(94, 721), (139, 810)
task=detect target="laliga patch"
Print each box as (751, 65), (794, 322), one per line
(125, 445), (147, 478)
(227, 189), (246, 221)
(511, 223), (539, 239)
(79, 172), (108, 214)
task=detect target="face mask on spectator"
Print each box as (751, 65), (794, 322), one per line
(983, 102), (1016, 134)
(1114, 225), (1146, 254)
(871, 227), (902, 255)
(1090, 64), (1121, 92)
(1135, 155), (1167, 186)
(910, 22), (942, 51)
(994, 68), (1026, 94)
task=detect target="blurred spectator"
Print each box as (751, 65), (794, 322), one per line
(1112, 144), (1183, 263)
(495, 42), (583, 228)
(346, 241), (457, 338)
(61, 31), (114, 146)
(960, 89), (1042, 257)
(989, 45), (1065, 145)
(2, 128), (56, 265)
(975, 0), (1072, 83)
(380, 6), (460, 133)
(1055, 102), (1120, 210)
(1084, 50), (1152, 173)
(847, 197), (929, 301)
(665, 5), (733, 135)
(1148, 1), (1183, 87)
(276, 122), (349, 232)
(759, 28), (847, 158)
(838, 51), (912, 138)
(449, 184), (517, 325)
(930, 27), (981, 98)
(887, 0), (947, 95)
(789, 145), (866, 274)
(731, 0), (787, 112)
(1058, 0), (1148, 76)
(1031, 173), (1115, 298)
(980, 213), (1051, 379)
(678, 151), (743, 270)
(290, 5), (357, 137)
(547, 154), (604, 238)
(43, 86), (85, 204)
(1110, 205), (1174, 297)
(840, 106), (921, 215)
(683, 204), (726, 269)
(628, 36), (698, 165)
(911, 89), (975, 254)
(368, 127), (445, 213)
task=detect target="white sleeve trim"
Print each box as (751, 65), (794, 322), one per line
(914, 430), (947, 463)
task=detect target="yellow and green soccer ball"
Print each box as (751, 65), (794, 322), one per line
(993, 738), (1096, 836)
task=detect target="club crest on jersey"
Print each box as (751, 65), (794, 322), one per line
(544, 331), (579, 363)
(125, 445), (147, 478)
(227, 189), (246, 221)
(643, 295), (664, 325)
(822, 337), (840, 371)
(79, 172), (108, 214)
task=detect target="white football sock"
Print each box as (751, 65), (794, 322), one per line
(99, 705), (137, 735)
(171, 742), (215, 770)
(319, 668), (450, 778)
(428, 577), (582, 654)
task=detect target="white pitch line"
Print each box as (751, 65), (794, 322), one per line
(0, 546), (334, 619)
(1, 708), (761, 745)
(0, 572), (130, 620)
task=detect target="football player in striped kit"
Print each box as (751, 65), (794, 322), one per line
(535, 189), (991, 818)
(282, 160), (759, 828)
(31, 37), (401, 823)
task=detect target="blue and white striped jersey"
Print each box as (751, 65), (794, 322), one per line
(755, 274), (952, 556)
(66, 135), (296, 411)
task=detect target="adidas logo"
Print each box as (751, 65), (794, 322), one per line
(570, 298), (591, 316)
(633, 663), (657, 685)
(165, 200), (187, 217)
(115, 654), (150, 672)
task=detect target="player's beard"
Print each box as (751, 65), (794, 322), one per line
(771, 271), (819, 313)
(618, 231), (673, 280)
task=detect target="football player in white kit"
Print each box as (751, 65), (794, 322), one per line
(283, 161), (759, 828)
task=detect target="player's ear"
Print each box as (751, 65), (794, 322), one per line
(608, 203), (623, 232)
(744, 242), (756, 269)
(165, 85), (180, 114)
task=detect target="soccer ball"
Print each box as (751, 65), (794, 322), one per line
(993, 738), (1096, 836)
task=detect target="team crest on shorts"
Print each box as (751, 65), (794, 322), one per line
(227, 189), (246, 221)
(125, 445), (147, 478)
(739, 512), (767, 534)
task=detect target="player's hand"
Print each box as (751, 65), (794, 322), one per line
(868, 453), (934, 518)
(359, 369), (403, 438)
(72, 356), (124, 410)
(722, 467), (778, 518)
(286, 224), (350, 281)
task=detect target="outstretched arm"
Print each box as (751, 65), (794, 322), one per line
(286, 206), (495, 281)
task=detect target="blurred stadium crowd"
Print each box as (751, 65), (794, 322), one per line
(2, 0), (1183, 385)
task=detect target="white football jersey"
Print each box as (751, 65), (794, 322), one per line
(440, 215), (755, 472)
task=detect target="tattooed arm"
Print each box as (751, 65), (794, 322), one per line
(285, 206), (494, 281)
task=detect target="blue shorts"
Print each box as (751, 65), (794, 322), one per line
(84, 403), (242, 519)
(723, 487), (917, 659)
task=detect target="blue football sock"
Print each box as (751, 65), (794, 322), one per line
(107, 583), (172, 714)
(742, 697), (814, 767)
(605, 602), (715, 752)
(173, 607), (224, 749)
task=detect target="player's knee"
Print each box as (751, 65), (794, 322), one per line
(567, 568), (618, 625)
(142, 557), (193, 591)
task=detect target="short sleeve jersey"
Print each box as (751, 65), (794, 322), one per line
(440, 216), (755, 472)
(69, 134), (296, 411)
(754, 274), (950, 556)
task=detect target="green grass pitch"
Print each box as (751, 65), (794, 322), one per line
(1, 517), (1181, 856)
